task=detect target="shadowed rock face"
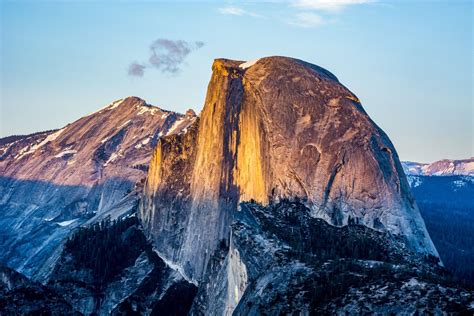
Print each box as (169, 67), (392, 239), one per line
(140, 56), (438, 284)
(0, 96), (196, 280)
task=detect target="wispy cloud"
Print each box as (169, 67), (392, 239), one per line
(218, 6), (245, 16)
(287, 0), (375, 27)
(215, 1), (375, 29)
(128, 39), (204, 77)
(288, 12), (325, 28)
(293, 0), (375, 12)
(218, 6), (262, 18)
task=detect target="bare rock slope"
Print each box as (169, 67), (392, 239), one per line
(140, 56), (438, 287)
(0, 96), (195, 280)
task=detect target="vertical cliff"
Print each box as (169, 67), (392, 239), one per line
(140, 56), (438, 286)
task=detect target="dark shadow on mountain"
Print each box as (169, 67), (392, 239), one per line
(410, 175), (474, 286)
(0, 176), (135, 281)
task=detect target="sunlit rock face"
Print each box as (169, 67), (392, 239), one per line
(0, 96), (196, 280)
(140, 56), (438, 286)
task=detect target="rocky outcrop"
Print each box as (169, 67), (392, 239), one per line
(0, 265), (77, 315)
(0, 96), (196, 280)
(47, 216), (197, 315)
(140, 57), (438, 290)
(226, 201), (472, 315)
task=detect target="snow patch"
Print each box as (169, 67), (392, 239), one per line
(239, 58), (261, 69)
(407, 176), (422, 188)
(15, 128), (65, 160)
(166, 118), (185, 136)
(54, 149), (77, 158)
(87, 99), (124, 116)
(453, 179), (466, 188)
(118, 119), (131, 129)
(108, 99), (124, 110)
(57, 219), (77, 227)
(134, 137), (151, 149)
(137, 106), (159, 116)
(104, 153), (119, 166)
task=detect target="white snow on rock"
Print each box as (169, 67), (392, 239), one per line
(166, 118), (185, 136)
(239, 58), (261, 69)
(167, 117), (196, 136)
(118, 119), (132, 129)
(108, 99), (124, 110)
(57, 219), (77, 227)
(87, 99), (124, 117)
(15, 128), (65, 160)
(54, 149), (77, 158)
(137, 106), (160, 116)
(104, 152), (120, 166)
(134, 137), (151, 150)
(406, 176), (422, 188)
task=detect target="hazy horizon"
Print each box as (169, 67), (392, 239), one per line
(1, 0), (472, 163)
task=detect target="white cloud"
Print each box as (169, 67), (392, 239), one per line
(218, 6), (262, 17)
(293, 0), (375, 12)
(288, 12), (325, 28)
(218, 6), (245, 16)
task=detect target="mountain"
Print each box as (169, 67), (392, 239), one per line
(402, 158), (474, 176)
(138, 57), (460, 314)
(1, 57), (473, 314)
(47, 216), (197, 315)
(0, 96), (196, 281)
(0, 264), (76, 315)
(402, 159), (474, 286)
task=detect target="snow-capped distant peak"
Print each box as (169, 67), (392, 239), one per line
(402, 157), (474, 177)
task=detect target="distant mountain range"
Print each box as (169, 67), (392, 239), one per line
(402, 157), (474, 176)
(401, 158), (474, 287)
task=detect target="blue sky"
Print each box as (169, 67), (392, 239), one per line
(1, 0), (472, 162)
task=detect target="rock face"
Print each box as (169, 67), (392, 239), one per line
(0, 96), (195, 280)
(0, 265), (76, 315)
(48, 216), (197, 315)
(198, 201), (472, 315)
(140, 56), (438, 291)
